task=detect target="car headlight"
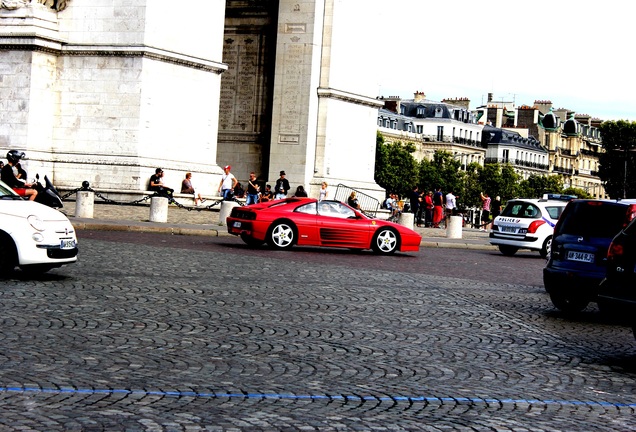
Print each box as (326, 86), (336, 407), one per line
(27, 215), (46, 231)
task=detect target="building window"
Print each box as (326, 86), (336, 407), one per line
(436, 126), (444, 141)
(435, 107), (443, 118)
(416, 125), (423, 134)
(503, 149), (509, 163)
(417, 106), (425, 117)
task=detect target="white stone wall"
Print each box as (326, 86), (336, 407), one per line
(0, 0), (227, 194)
(0, 51), (33, 150)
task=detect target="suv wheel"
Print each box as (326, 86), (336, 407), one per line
(549, 292), (589, 314)
(498, 245), (519, 256)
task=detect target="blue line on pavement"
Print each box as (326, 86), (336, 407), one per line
(1, 386), (635, 408)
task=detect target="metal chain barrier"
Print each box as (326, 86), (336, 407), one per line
(60, 181), (244, 212)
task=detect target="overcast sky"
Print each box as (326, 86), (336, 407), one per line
(364, 0), (635, 121)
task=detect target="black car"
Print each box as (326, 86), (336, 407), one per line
(598, 218), (636, 335)
(543, 199), (636, 313)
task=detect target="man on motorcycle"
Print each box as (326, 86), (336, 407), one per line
(1, 150), (38, 201)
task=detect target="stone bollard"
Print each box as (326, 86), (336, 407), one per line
(398, 212), (415, 229)
(219, 200), (239, 226)
(446, 215), (462, 239)
(74, 190), (95, 218)
(149, 196), (169, 223)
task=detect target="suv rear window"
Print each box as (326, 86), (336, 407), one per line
(556, 201), (631, 238)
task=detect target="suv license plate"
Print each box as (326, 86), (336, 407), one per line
(233, 221), (242, 228)
(500, 226), (516, 233)
(566, 251), (594, 263)
(60, 239), (76, 250)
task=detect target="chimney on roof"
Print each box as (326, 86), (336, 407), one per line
(382, 95), (401, 114)
(414, 91), (426, 102)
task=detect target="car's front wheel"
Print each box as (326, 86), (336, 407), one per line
(498, 245), (519, 256)
(0, 233), (17, 274)
(267, 221), (296, 250)
(549, 292), (589, 314)
(372, 227), (399, 254)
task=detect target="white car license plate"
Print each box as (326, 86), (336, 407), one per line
(233, 221), (242, 228)
(60, 239), (76, 250)
(500, 226), (517, 233)
(566, 251), (594, 263)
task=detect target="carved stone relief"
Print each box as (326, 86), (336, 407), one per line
(1, 0), (70, 11)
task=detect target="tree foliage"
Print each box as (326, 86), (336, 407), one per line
(374, 132), (418, 196)
(517, 175), (563, 199)
(374, 131), (590, 206)
(598, 120), (636, 199)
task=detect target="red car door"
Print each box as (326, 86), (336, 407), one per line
(317, 201), (371, 248)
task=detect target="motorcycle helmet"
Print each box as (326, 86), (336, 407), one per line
(7, 150), (25, 164)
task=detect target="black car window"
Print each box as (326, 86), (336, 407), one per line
(501, 202), (539, 218)
(295, 202), (317, 215)
(545, 205), (565, 220)
(318, 202), (354, 219)
(556, 201), (630, 238)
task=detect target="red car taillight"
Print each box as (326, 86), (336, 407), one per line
(528, 220), (546, 234)
(607, 241), (624, 260)
(625, 204), (636, 227)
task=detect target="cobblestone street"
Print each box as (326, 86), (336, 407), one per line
(0, 232), (634, 430)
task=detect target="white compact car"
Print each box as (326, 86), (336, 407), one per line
(0, 180), (77, 274)
(489, 197), (569, 258)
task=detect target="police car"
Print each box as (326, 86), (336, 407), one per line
(489, 195), (573, 258)
(0, 179), (77, 274)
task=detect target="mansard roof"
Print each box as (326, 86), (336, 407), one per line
(400, 99), (453, 119)
(482, 125), (546, 153)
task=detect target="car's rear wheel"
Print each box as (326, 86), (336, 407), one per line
(240, 232), (264, 247)
(372, 227), (399, 254)
(267, 220), (296, 250)
(549, 292), (589, 314)
(498, 245), (519, 256)
(0, 233), (18, 274)
(540, 236), (552, 259)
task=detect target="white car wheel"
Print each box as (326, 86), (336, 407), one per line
(372, 228), (399, 254)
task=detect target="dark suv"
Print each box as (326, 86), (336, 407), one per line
(543, 199), (636, 313)
(598, 218), (636, 336)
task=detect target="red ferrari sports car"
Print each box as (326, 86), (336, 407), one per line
(226, 198), (421, 254)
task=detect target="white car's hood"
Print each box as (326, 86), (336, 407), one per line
(0, 199), (69, 221)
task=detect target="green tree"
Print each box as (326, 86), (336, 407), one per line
(518, 175), (563, 198)
(598, 120), (636, 198)
(374, 132), (418, 197)
(562, 187), (592, 199)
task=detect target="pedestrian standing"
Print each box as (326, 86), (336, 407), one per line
(245, 172), (260, 205)
(218, 165), (238, 200)
(480, 191), (492, 231)
(274, 170), (290, 199)
(432, 187), (444, 228)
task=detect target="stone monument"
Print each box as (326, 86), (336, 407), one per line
(1, 0), (385, 200)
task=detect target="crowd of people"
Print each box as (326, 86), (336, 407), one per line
(385, 186), (502, 229)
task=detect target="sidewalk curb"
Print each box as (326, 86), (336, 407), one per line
(72, 221), (220, 237)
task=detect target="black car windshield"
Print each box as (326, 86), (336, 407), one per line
(556, 201), (631, 238)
